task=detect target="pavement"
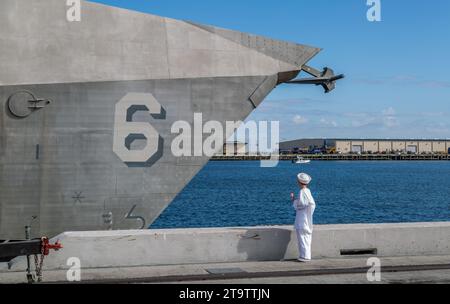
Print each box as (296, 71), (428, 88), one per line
(1, 255), (450, 284)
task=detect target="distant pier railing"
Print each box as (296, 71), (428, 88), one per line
(211, 154), (450, 161)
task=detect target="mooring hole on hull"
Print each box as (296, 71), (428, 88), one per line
(340, 248), (378, 256)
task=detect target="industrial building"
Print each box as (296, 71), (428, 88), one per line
(336, 139), (450, 154)
(280, 139), (450, 154)
(279, 139), (336, 154)
(220, 142), (248, 156)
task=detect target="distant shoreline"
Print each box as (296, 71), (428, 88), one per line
(211, 154), (450, 161)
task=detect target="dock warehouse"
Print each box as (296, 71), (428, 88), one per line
(279, 139), (450, 154)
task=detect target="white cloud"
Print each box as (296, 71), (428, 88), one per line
(382, 107), (396, 116)
(422, 112), (445, 117)
(383, 117), (399, 128)
(382, 107), (399, 128)
(344, 108), (400, 129)
(351, 119), (372, 128)
(424, 122), (450, 135)
(292, 115), (308, 125)
(319, 118), (338, 127)
(346, 114), (373, 128)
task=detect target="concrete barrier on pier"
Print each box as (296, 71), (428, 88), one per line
(2, 222), (450, 271)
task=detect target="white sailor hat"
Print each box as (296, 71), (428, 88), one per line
(297, 173), (312, 185)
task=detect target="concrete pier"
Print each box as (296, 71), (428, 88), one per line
(2, 255), (450, 284)
(0, 222), (449, 284)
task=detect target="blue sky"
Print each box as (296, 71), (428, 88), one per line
(92, 0), (450, 141)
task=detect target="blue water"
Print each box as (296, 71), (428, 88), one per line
(151, 161), (450, 229)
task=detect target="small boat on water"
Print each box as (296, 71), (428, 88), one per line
(293, 156), (311, 164)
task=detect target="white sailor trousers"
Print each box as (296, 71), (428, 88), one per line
(296, 229), (313, 260)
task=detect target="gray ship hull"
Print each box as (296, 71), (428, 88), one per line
(0, 0), (338, 239)
(0, 76), (274, 238)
